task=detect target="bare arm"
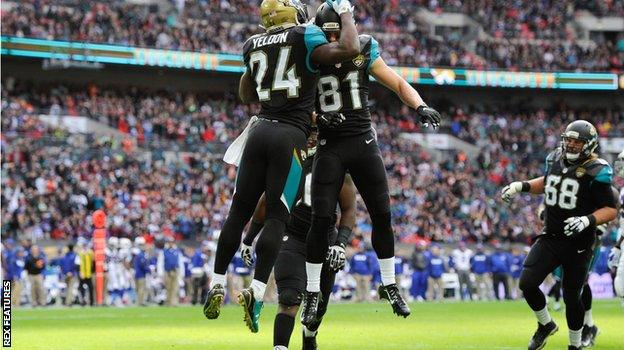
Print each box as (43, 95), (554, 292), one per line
(311, 13), (359, 65)
(242, 193), (266, 245)
(239, 70), (258, 104)
(592, 207), (617, 225)
(370, 57), (425, 109)
(335, 174), (356, 246)
(526, 176), (545, 194)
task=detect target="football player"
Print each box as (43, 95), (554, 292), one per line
(204, 0), (361, 332)
(501, 120), (618, 350)
(608, 150), (624, 304)
(301, 2), (442, 325)
(240, 124), (357, 349)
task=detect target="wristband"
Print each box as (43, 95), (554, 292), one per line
(335, 226), (352, 247)
(521, 181), (531, 192)
(587, 214), (597, 227)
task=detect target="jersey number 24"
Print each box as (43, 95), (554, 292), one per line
(249, 47), (301, 101)
(545, 175), (579, 210)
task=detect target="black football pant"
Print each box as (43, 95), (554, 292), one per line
(492, 272), (511, 300)
(307, 130), (394, 264)
(214, 120), (307, 285)
(519, 235), (594, 330)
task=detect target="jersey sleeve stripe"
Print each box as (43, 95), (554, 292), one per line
(367, 37), (380, 71)
(593, 166), (613, 184)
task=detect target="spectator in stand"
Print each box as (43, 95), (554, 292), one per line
(427, 245), (446, 301)
(451, 241), (474, 301)
(509, 246), (525, 300)
(350, 243), (374, 302)
(489, 244), (512, 300)
(133, 237), (150, 306)
(61, 243), (79, 306)
(471, 244), (491, 300)
(410, 241), (429, 301)
(25, 245), (47, 307)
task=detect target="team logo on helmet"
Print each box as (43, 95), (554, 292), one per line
(352, 54), (365, 68)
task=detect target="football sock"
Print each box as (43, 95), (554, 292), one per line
(569, 328), (582, 347)
(250, 279), (267, 300)
(534, 306), (552, 326)
(303, 325), (318, 338)
(306, 263), (322, 292)
(584, 309), (594, 327)
(379, 257), (396, 286)
(273, 313), (295, 347)
(212, 273), (226, 288)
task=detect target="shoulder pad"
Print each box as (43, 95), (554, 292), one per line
(585, 158), (613, 183)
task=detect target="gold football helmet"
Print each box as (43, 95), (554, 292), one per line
(260, 0), (309, 32)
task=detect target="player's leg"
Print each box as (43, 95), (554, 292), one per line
(519, 238), (560, 350)
(346, 134), (410, 316)
(273, 236), (306, 349)
(580, 282), (598, 347)
(204, 123), (267, 320)
(240, 122), (307, 332)
(302, 143), (344, 326)
(561, 247), (594, 350)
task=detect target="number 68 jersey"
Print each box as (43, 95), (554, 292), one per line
(543, 148), (617, 244)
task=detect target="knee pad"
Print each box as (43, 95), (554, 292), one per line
(519, 271), (539, 293)
(278, 288), (302, 307)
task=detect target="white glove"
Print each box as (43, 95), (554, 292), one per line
(326, 244), (346, 271)
(596, 223), (608, 236)
(563, 216), (590, 237)
(608, 247), (621, 271)
(501, 181), (523, 202)
(241, 243), (255, 267)
(326, 0), (354, 15)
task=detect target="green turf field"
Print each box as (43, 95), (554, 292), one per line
(10, 299), (623, 349)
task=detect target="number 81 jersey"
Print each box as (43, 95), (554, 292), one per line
(543, 148), (617, 242)
(316, 35), (380, 139)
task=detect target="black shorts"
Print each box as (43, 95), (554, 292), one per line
(274, 229), (337, 304)
(312, 129), (389, 218)
(235, 119), (307, 222)
(522, 235), (595, 290)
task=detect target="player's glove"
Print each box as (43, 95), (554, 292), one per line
(563, 216), (591, 237)
(326, 0), (354, 15)
(317, 112), (345, 128)
(241, 243), (255, 267)
(501, 181), (524, 202)
(596, 223), (608, 236)
(608, 247), (621, 271)
(326, 243), (346, 271)
(416, 105), (441, 129)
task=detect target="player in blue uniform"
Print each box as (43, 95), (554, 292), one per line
(204, 0), (361, 332)
(301, 2), (442, 325)
(502, 120), (618, 350)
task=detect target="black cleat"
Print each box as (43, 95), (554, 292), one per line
(528, 321), (558, 350)
(300, 291), (322, 327)
(237, 288), (263, 333)
(378, 284), (411, 317)
(581, 324), (598, 347)
(203, 284), (225, 319)
(302, 329), (318, 350)
(568, 346), (583, 350)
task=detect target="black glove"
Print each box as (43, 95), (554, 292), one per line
(416, 105), (441, 129)
(317, 112), (346, 128)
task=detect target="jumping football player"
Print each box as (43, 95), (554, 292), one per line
(240, 124), (357, 349)
(301, 2), (442, 325)
(501, 120), (618, 350)
(203, 0), (361, 332)
(608, 150), (624, 304)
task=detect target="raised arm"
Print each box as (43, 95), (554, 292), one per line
(311, 5), (359, 65)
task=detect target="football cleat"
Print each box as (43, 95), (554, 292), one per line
(237, 288), (263, 333)
(378, 284), (411, 318)
(581, 324), (599, 347)
(302, 329), (318, 350)
(203, 284), (225, 319)
(300, 291), (322, 327)
(528, 321), (558, 350)
(568, 346), (582, 350)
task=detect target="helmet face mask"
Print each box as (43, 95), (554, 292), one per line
(560, 120), (598, 163)
(314, 2), (341, 40)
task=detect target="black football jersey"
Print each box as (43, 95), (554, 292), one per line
(242, 24), (328, 136)
(316, 34), (380, 139)
(543, 148), (617, 245)
(286, 157), (337, 240)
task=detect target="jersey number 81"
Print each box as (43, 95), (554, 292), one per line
(544, 175), (579, 210)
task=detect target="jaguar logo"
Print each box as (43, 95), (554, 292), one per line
(353, 54), (365, 68)
(575, 167), (586, 178)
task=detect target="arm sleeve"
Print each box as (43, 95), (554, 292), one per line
(366, 37), (380, 72)
(304, 25), (328, 73)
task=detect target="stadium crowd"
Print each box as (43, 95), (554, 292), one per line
(2, 0), (623, 72)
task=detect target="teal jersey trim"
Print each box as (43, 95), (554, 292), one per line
(367, 37), (380, 71)
(281, 151), (303, 211)
(304, 25), (328, 73)
(593, 165), (613, 184)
